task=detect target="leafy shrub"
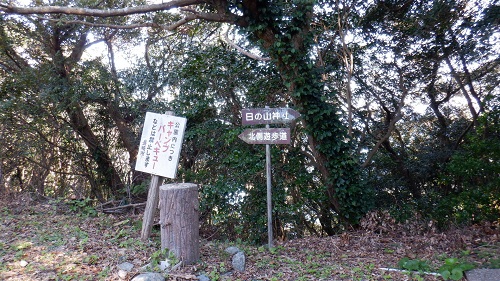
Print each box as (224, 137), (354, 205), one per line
(67, 197), (97, 217)
(398, 257), (431, 272)
(434, 121), (500, 227)
(438, 258), (474, 280)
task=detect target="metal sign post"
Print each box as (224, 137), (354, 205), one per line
(265, 123), (273, 248)
(239, 106), (300, 249)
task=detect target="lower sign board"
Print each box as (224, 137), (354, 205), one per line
(135, 112), (187, 178)
(238, 128), (291, 144)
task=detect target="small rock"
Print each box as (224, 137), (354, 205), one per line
(130, 272), (165, 281)
(225, 246), (240, 255)
(117, 262), (134, 272)
(117, 269), (128, 279)
(19, 260), (28, 267)
(158, 260), (170, 272)
(466, 269), (500, 281)
(232, 251), (246, 272)
(197, 274), (210, 281)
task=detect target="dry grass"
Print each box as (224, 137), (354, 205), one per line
(0, 198), (498, 281)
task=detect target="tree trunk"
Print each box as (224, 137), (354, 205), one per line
(159, 183), (199, 265)
(48, 26), (125, 199)
(0, 160), (4, 195)
(66, 104), (124, 197)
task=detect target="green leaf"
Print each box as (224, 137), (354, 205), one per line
(440, 270), (451, 280)
(450, 268), (464, 280)
(445, 258), (459, 266)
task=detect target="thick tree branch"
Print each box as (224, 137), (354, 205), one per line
(2, 3), (240, 32)
(0, 0), (203, 17)
(445, 56), (479, 122)
(34, 16), (162, 29)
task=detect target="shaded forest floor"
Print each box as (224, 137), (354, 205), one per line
(0, 197), (498, 281)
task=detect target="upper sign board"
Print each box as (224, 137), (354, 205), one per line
(242, 108), (300, 125)
(135, 112), (187, 179)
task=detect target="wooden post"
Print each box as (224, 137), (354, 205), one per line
(140, 175), (162, 241)
(140, 111), (174, 241)
(160, 183), (199, 265)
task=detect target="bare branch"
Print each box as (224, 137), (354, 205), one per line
(100, 202), (146, 213)
(222, 28), (270, 61)
(362, 66), (408, 168)
(445, 56), (479, 122)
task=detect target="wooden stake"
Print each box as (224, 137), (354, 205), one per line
(140, 111), (173, 241)
(140, 175), (162, 241)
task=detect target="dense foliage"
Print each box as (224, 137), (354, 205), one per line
(0, 0), (498, 242)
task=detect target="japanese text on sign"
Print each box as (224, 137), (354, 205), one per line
(241, 108), (300, 125)
(135, 112), (187, 179)
(238, 128), (291, 145)
(245, 110), (288, 122)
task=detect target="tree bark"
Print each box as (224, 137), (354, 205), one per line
(159, 183), (199, 265)
(0, 158), (4, 195)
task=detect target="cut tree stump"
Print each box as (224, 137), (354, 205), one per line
(159, 183), (199, 265)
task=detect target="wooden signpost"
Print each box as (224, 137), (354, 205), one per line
(136, 111), (187, 241)
(136, 111), (199, 264)
(239, 106), (300, 248)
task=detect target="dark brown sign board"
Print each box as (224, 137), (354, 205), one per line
(238, 128), (291, 144)
(241, 108), (300, 125)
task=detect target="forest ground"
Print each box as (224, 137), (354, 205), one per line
(0, 196), (498, 281)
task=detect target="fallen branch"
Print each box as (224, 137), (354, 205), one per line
(101, 202), (146, 213)
(98, 200), (120, 208)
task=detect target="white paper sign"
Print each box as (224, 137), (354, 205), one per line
(135, 112), (187, 178)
